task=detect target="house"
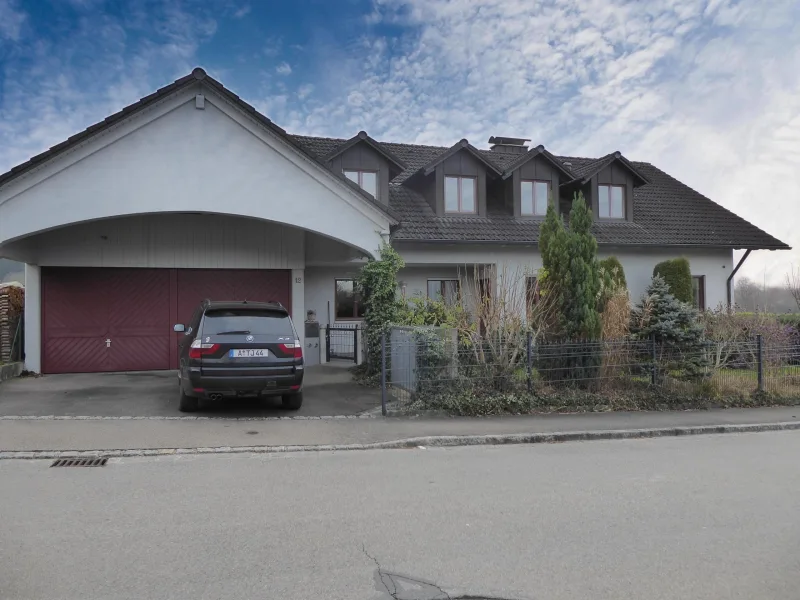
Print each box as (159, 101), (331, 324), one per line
(0, 68), (789, 374)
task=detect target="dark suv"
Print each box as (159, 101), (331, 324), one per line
(174, 300), (304, 412)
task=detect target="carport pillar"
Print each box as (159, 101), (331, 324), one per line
(291, 268), (304, 350)
(24, 264), (41, 373)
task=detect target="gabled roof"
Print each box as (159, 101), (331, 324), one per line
(563, 151), (650, 186)
(500, 145), (574, 180)
(420, 139), (503, 177)
(323, 131), (407, 174)
(0, 68), (399, 224)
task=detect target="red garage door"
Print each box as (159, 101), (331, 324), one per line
(42, 268), (291, 374)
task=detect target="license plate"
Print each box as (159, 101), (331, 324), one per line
(229, 349), (268, 358)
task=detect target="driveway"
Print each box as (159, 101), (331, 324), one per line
(0, 364), (381, 417)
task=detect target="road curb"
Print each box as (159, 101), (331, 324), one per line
(1, 421), (799, 460)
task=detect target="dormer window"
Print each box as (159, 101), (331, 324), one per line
(598, 184), (625, 219)
(521, 180), (549, 216)
(445, 176), (477, 213)
(344, 170), (377, 198)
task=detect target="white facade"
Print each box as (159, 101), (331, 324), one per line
(395, 243), (733, 309)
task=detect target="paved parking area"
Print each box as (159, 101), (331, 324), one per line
(0, 364), (380, 417)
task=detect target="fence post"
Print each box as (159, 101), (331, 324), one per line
(325, 326), (331, 363)
(757, 334), (764, 393)
(380, 331), (387, 416)
(353, 327), (359, 365)
(526, 331), (533, 393)
(650, 334), (657, 386)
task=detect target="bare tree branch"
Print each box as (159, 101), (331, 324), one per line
(785, 265), (800, 312)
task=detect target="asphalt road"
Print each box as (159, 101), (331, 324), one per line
(2, 432), (800, 600)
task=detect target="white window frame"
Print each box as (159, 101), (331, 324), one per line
(343, 170), (378, 198)
(598, 184), (626, 219)
(521, 180), (550, 216)
(444, 176), (477, 214)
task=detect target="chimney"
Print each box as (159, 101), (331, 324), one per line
(488, 136), (531, 154)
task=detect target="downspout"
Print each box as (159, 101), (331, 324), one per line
(727, 249), (752, 308)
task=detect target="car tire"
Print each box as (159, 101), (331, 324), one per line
(281, 392), (303, 410)
(179, 390), (199, 412)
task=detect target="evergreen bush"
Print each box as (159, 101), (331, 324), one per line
(653, 257), (692, 304)
(631, 275), (708, 379)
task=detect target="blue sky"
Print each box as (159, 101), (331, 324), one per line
(0, 0), (798, 285)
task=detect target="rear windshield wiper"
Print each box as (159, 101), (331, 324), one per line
(213, 330), (252, 335)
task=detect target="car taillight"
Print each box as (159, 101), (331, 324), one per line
(278, 340), (303, 359)
(189, 340), (220, 359)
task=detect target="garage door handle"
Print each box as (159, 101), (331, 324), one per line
(105, 338), (111, 348)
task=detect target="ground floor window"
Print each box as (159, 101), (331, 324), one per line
(335, 279), (365, 320)
(692, 275), (706, 311)
(427, 279), (460, 305)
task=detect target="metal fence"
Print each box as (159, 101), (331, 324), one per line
(380, 328), (800, 409)
(9, 316), (24, 362)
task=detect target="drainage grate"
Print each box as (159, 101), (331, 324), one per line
(51, 458), (108, 468)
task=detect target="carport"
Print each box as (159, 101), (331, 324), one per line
(0, 68), (394, 377)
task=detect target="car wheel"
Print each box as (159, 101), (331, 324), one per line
(281, 392), (303, 410)
(179, 390), (199, 412)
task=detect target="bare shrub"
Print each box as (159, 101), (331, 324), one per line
(418, 264), (557, 393)
(600, 288), (632, 383)
(702, 306), (796, 370)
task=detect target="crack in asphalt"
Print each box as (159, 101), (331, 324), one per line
(361, 544), (522, 600)
(362, 544), (397, 599)
(362, 544), (453, 600)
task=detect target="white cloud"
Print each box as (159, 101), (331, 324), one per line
(233, 4), (250, 18)
(0, 0), (25, 41)
(0, 0), (217, 173)
(277, 0), (799, 283)
(297, 83), (315, 100)
(276, 62), (292, 75)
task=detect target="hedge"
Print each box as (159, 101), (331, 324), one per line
(653, 257), (692, 304)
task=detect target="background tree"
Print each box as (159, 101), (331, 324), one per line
(785, 265), (800, 312)
(734, 276), (761, 311)
(653, 257), (692, 304)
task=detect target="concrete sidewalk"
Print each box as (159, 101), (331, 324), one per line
(1, 406), (799, 453)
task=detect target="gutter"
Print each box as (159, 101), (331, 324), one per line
(727, 249), (752, 308)
(391, 239), (788, 250)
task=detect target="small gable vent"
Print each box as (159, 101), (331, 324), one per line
(488, 136), (530, 155)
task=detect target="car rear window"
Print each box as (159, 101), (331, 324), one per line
(201, 309), (294, 336)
